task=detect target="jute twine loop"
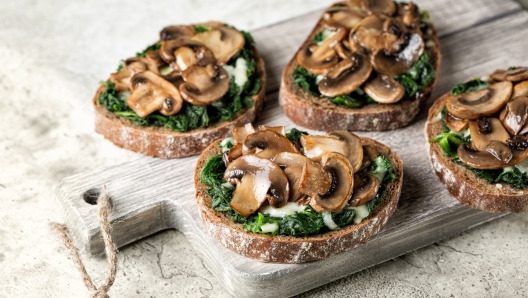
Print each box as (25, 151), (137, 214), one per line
(51, 188), (117, 298)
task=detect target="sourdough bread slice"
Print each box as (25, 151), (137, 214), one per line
(93, 45), (266, 159)
(279, 7), (441, 131)
(426, 94), (528, 212)
(194, 137), (403, 263)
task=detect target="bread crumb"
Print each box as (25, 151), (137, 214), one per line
(496, 184), (503, 189)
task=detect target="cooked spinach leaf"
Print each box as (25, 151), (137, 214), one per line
(292, 67), (320, 97)
(393, 52), (436, 98)
(331, 208), (356, 228)
(495, 166), (528, 188)
(451, 78), (488, 95)
(286, 128), (308, 143)
(135, 42), (163, 57)
(328, 90), (375, 108)
(194, 24), (212, 33)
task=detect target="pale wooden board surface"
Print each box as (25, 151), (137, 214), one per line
(55, 0), (528, 297)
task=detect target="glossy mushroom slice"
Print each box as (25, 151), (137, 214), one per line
(127, 70), (183, 117)
(318, 52), (372, 97)
(370, 32), (424, 75)
(242, 130), (299, 160)
(309, 152), (354, 212)
(159, 25), (195, 40)
(349, 172), (380, 206)
(359, 144), (379, 171)
(145, 50), (166, 68)
(500, 96), (528, 136)
(232, 123), (256, 144)
(396, 2), (420, 29)
(110, 57), (159, 91)
(300, 135), (348, 162)
(359, 0), (397, 16)
(351, 15), (386, 53)
(363, 72), (405, 103)
(446, 81), (513, 120)
(512, 80), (528, 98)
(160, 38), (216, 72)
(258, 125), (286, 136)
(223, 143), (243, 164)
(327, 130), (363, 172)
(191, 26), (245, 65)
(224, 155), (290, 217)
(179, 64), (230, 105)
(323, 2), (368, 29)
(490, 67), (528, 82)
(297, 27), (347, 75)
(486, 140), (513, 163)
(381, 18), (407, 54)
(444, 112), (468, 132)
(272, 152), (332, 202)
(457, 143), (528, 170)
(468, 118), (510, 151)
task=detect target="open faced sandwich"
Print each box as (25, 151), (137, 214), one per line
(194, 124), (403, 263)
(93, 22), (266, 158)
(279, 0), (440, 131)
(427, 66), (528, 212)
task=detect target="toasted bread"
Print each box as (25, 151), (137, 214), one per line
(194, 136), (403, 263)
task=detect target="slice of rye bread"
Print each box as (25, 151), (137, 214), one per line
(92, 45), (266, 159)
(194, 137), (403, 263)
(425, 94), (528, 212)
(279, 11), (441, 131)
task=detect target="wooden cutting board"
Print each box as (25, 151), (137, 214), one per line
(55, 0), (528, 297)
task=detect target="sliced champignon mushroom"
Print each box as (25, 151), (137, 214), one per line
(300, 135), (348, 162)
(297, 27), (347, 75)
(110, 57), (160, 91)
(500, 96), (528, 136)
(179, 64), (230, 105)
(359, 0), (397, 16)
(446, 81), (513, 120)
(258, 125), (286, 136)
(159, 25), (195, 40)
(335, 40), (354, 59)
(318, 52), (372, 97)
(490, 67), (528, 82)
(396, 2), (420, 28)
(327, 130), (363, 172)
(468, 118), (510, 151)
(370, 32), (424, 75)
(145, 50), (166, 67)
(224, 155), (290, 217)
(242, 130), (299, 160)
(232, 123), (256, 144)
(486, 140), (513, 163)
(349, 173), (380, 206)
(309, 152), (354, 212)
(127, 70), (183, 117)
(363, 72), (405, 103)
(160, 38), (216, 72)
(191, 26), (245, 65)
(223, 143), (243, 165)
(359, 144), (379, 171)
(512, 80), (528, 98)
(350, 15), (386, 53)
(445, 112), (468, 132)
(272, 152), (332, 202)
(381, 18), (407, 54)
(162, 71), (185, 88)
(323, 3), (368, 29)
(458, 143), (528, 170)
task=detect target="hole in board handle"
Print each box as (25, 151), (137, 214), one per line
(83, 188), (101, 205)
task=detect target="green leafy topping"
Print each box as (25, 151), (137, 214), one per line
(451, 78), (488, 95)
(194, 24), (212, 33)
(393, 52), (436, 98)
(328, 90), (375, 108)
(331, 208), (356, 227)
(219, 138), (235, 152)
(243, 213), (279, 235)
(508, 66), (518, 71)
(368, 155), (397, 184)
(116, 60), (124, 72)
(495, 166), (528, 188)
(135, 43), (163, 57)
(312, 31), (326, 44)
(286, 128), (308, 143)
(292, 67), (320, 97)
(429, 132), (469, 158)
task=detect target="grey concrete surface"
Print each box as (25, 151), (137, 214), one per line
(1, 0), (528, 297)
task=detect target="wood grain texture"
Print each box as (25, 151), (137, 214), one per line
(55, 1), (528, 297)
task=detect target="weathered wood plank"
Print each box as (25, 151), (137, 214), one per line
(55, 6), (528, 298)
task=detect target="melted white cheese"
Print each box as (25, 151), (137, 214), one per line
(316, 29), (336, 46)
(515, 159), (528, 173)
(219, 137), (234, 153)
(322, 212), (339, 230)
(159, 65), (174, 76)
(261, 222), (279, 234)
(350, 205), (369, 224)
(223, 58), (248, 92)
(260, 202), (307, 218)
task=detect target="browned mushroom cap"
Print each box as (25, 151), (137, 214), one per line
(224, 154), (290, 217)
(323, 2), (368, 29)
(351, 15), (386, 53)
(486, 140), (513, 163)
(160, 25), (195, 40)
(468, 118), (510, 151)
(160, 38), (216, 72)
(309, 152), (354, 212)
(350, 173), (380, 206)
(272, 152), (332, 202)
(512, 80), (528, 98)
(500, 96), (528, 136)
(359, 0), (397, 16)
(258, 125), (286, 136)
(363, 72), (405, 103)
(446, 81), (513, 120)
(145, 50), (166, 67)
(223, 143), (243, 164)
(381, 18), (407, 54)
(335, 40), (354, 59)
(359, 144), (379, 171)
(191, 26), (245, 64)
(457, 143), (528, 170)
(318, 52), (372, 97)
(370, 32), (424, 75)
(327, 130), (363, 172)
(162, 71), (185, 88)
(127, 70), (183, 117)
(490, 67), (528, 82)
(110, 57), (160, 91)
(396, 2), (420, 28)
(232, 123), (256, 144)
(242, 130), (299, 159)
(179, 64), (230, 105)
(445, 112), (468, 132)
(297, 27), (347, 75)
(300, 135), (348, 162)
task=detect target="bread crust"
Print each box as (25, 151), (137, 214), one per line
(279, 6), (441, 131)
(425, 94), (528, 212)
(93, 45), (266, 159)
(194, 137), (403, 263)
